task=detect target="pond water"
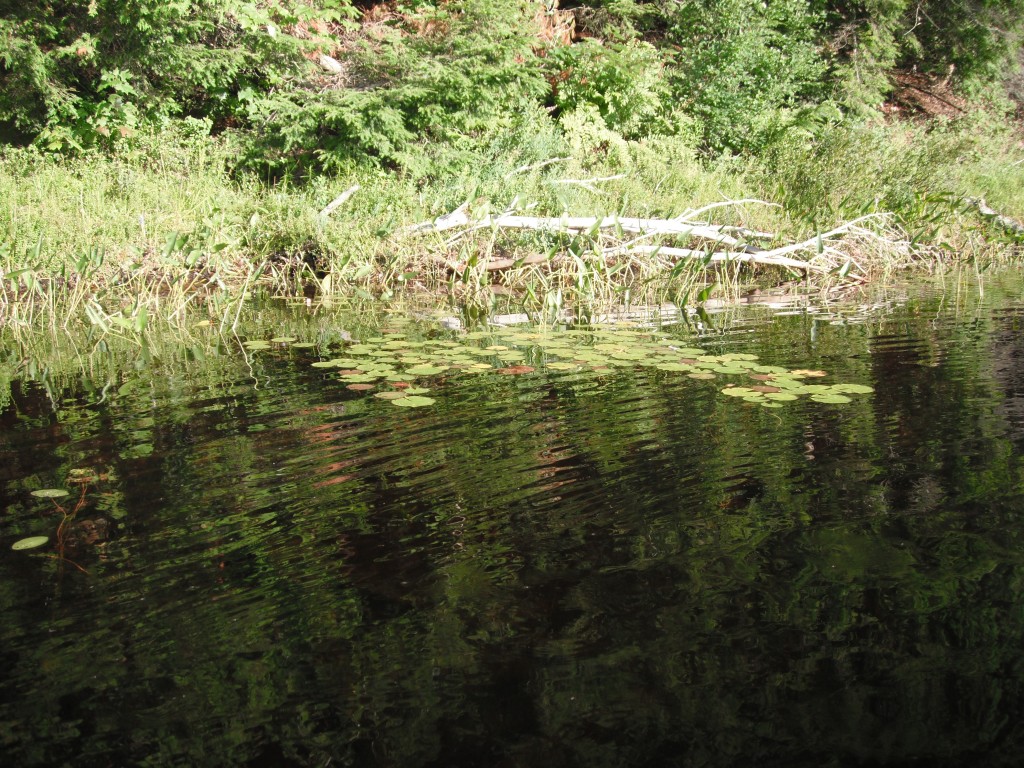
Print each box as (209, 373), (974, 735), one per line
(2, 273), (1024, 767)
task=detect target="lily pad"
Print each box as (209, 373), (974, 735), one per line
(12, 536), (48, 551)
(406, 365), (448, 376)
(392, 396), (436, 408)
(271, 336), (296, 343)
(31, 489), (69, 499)
(345, 383), (376, 391)
(722, 387), (754, 397)
(374, 391), (408, 400)
(830, 383), (875, 394)
(497, 365), (536, 375)
(810, 393), (853, 404)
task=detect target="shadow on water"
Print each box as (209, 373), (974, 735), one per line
(2, 273), (1024, 766)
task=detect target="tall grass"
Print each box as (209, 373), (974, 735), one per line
(1, 111), (1021, 334)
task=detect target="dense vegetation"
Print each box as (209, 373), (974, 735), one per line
(1, 1), (1023, 327)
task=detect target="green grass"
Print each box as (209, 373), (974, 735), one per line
(1, 110), (1021, 334)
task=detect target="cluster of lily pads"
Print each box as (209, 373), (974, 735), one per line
(242, 325), (875, 410)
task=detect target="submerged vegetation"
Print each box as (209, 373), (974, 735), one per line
(1, 1), (1023, 331)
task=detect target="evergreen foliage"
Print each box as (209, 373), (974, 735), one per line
(0, 0), (1021, 162)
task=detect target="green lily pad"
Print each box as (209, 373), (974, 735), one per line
(406, 365), (448, 376)
(688, 372), (716, 380)
(31, 488), (69, 499)
(392, 396), (436, 408)
(722, 387), (754, 397)
(765, 392), (800, 402)
(12, 536), (48, 551)
(374, 391), (409, 400)
(271, 336), (296, 343)
(810, 393), (853, 404)
(830, 383), (875, 394)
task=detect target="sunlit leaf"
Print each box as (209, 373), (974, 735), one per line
(830, 383), (874, 394)
(406, 364), (448, 376)
(810, 393), (852, 404)
(12, 536), (48, 551)
(31, 489), (69, 499)
(392, 396), (436, 408)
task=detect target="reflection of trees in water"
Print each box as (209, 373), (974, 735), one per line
(2, 288), (1024, 765)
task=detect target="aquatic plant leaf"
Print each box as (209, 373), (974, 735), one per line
(404, 387), (431, 395)
(345, 383), (375, 391)
(406, 365), (448, 376)
(810, 393), (852, 404)
(374, 391), (408, 400)
(12, 536), (48, 551)
(392, 396), (436, 407)
(830, 383), (875, 394)
(497, 366), (536, 375)
(765, 392), (799, 401)
(792, 369), (828, 377)
(750, 385), (782, 393)
(722, 387), (754, 397)
(31, 489), (69, 499)
(271, 336), (296, 343)
(656, 363), (693, 372)
(291, 343), (316, 349)
(547, 362), (578, 370)
(688, 372), (716, 380)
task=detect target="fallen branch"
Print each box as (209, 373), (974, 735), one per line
(413, 198), (902, 284)
(965, 196), (1024, 238)
(503, 157), (568, 179)
(607, 245), (831, 273)
(318, 185), (361, 219)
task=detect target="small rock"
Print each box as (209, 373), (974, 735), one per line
(318, 55), (343, 74)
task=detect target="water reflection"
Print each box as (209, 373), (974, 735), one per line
(2, 277), (1024, 766)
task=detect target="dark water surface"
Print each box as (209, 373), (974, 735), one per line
(3, 275), (1024, 767)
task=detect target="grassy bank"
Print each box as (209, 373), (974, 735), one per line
(1, 111), (1022, 335)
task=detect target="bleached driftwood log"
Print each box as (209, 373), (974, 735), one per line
(409, 198), (897, 281)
